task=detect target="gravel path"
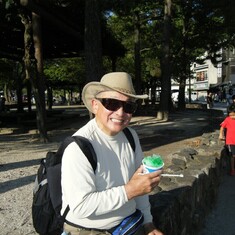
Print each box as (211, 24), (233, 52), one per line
(0, 116), (83, 235)
(0, 132), (61, 235)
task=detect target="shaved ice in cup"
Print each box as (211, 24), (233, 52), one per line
(142, 154), (164, 174)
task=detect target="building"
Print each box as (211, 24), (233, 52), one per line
(149, 48), (235, 103)
(192, 48), (235, 101)
(191, 56), (218, 101)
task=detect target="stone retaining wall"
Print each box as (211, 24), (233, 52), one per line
(149, 131), (226, 235)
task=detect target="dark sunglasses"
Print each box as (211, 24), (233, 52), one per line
(95, 98), (137, 114)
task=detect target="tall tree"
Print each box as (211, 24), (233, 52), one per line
(32, 11), (48, 141)
(134, 10), (141, 94)
(171, 0), (235, 110)
(18, 3), (48, 142)
(106, 1), (162, 95)
(84, 0), (103, 83)
(157, 0), (172, 121)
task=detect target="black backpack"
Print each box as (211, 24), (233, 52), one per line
(32, 128), (135, 235)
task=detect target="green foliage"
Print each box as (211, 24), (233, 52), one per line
(44, 57), (85, 89)
(106, 2), (163, 84)
(169, 0), (235, 81)
(1, 0), (235, 96)
(0, 58), (16, 90)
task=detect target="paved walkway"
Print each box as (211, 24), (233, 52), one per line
(199, 174), (235, 235)
(199, 102), (235, 235)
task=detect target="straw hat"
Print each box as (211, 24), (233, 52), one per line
(82, 72), (148, 112)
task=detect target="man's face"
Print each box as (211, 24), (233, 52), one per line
(91, 91), (136, 136)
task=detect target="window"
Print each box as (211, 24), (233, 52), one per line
(196, 71), (208, 82)
(231, 66), (235, 74)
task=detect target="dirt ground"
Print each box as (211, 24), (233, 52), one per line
(0, 116), (88, 235)
(0, 109), (223, 235)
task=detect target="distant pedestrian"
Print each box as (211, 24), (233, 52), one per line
(226, 88), (234, 105)
(219, 104), (235, 176)
(222, 89), (226, 102)
(218, 90), (223, 102)
(231, 95), (235, 104)
(206, 92), (213, 109)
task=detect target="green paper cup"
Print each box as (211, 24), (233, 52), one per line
(142, 155), (164, 174)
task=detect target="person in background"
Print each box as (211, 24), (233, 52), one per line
(61, 72), (164, 235)
(219, 104), (235, 176)
(206, 92), (213, 109)
(231, 95), (235, 104)
(226, 88), (234, 105)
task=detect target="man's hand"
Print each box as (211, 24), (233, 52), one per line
(124, 165), (162, 200)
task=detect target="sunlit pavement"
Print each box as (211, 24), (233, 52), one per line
(212, 101), (228, 116)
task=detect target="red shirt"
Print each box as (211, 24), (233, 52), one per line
(220, 116), (235, 145)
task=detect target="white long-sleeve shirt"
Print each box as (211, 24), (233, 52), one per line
(61, 118), (152, 229)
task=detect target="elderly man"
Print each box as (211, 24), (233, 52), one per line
(61, 72), (163, 235)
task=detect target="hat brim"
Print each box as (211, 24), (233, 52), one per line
(82, 82), (148, 113)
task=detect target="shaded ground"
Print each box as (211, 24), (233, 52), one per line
(0, 106), (225, 235)
(199, 174), (235, 235)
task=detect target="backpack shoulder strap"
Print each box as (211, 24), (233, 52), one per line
(123, 127), (136, 152)
(60, 136), (97, 220)
(72, 136), (97, 172)
(56, 136), (97, 172)
(55, 137), (77, 163)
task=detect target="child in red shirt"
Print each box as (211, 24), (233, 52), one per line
(219, 104), (235, 176)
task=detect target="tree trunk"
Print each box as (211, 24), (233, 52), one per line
(178, 76), (186, 110)
(85, 0), (103, 119)
(111, 57), (117, 72)
(15, 62), (24, 113)
(134, 11), (141, 95)
(84, 0), (103, 83)
(32, 12), (48, 142)
(26, 79), (32, 112)
(20, 14), (33, 114)
(177, 18), (187, 111)
(150, 77), (157, 104)
(19, 9), (48, 142)
(157, 0), (172, 121)
(47, 85), (53, 110)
